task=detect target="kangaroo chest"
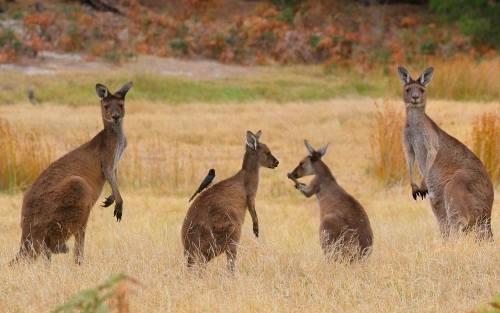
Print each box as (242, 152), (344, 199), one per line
(405, 120), (437, 174)
(112, 134), (127, 171)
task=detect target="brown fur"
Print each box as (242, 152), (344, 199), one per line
(10, 82), (133, 265)
(398, 66), (494, 240)
(181, 130), (279, 271)
(288, 140), (373, 261)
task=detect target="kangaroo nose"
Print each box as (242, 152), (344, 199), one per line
(412, 95), (419, 100)
(112, 114), (120, 121)
(274, 160), (279, 167)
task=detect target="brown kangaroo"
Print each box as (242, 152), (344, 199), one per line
(181, 130), (279, 271)
(398, 66), (494, 240)
(288, 140), (373, 261)
(10, 82), (132, 265)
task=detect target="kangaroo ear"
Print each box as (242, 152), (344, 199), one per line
(114, 81), (133, 99)
(317, 144), (329, 157)
(246, 131), (258, 150)
(96, 84), (109, 100)
(397, 66), (411, 85)
(304, 139), (315, 156)
(419, 67), (434, 86)
(254, 130), (262, 140)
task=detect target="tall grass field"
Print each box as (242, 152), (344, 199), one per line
(0, 96), (498, 312)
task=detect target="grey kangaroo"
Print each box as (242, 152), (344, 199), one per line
(398, 66), (494, 240)
(181, 130), (279, 271)
(10, 82), (132, 265)
(288, 140), (373, 261)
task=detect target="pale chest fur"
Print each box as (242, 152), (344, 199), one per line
(112, 133), (127, 171)
(404, 118), (439, 174)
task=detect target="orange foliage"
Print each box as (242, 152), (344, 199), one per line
(400, 16), (417, 27)
(5, 0), (496, 66)
(30, 35), (44, 52)
(24, 12), (55, 27)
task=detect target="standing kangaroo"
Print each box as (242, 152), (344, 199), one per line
(398, 66), (494, 240)
(288, 140), (373, 261)
(181, 130), (279, 271)
(10, 82), (132, 265)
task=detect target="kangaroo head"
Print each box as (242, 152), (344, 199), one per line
(96, 82), (133, 127)
(246, 130), (279, 169)
(397, 66), (433, 109)
(288, 140), (328, 179)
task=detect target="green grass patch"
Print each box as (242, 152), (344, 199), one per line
(0, 67), (387, 106)
(0, 59), (497, 106)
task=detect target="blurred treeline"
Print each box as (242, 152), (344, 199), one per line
(0, 0), (497, 65)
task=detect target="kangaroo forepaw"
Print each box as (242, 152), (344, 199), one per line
(295, 182), (308, 194)
(411, 184), (428, 200)
(102, 195), (115, 207)
(419, 188), (428, 199)
(114, 202), (123, 222)
(253, 224), (259, 238)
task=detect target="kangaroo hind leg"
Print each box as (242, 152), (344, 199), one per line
(57, 176), (94, 264)
(444, 176), (487, 239)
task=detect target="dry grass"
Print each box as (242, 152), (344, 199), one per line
(0, 118), (54, 192)
(0, 100), (499, 313)
(472, 111), (500, 185)
(388, 56), (500, 101)
(370, 100), (407, 185)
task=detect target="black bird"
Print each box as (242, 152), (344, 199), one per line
(189, 169), (215, 202)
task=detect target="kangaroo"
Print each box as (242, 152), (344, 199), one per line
(398, 66), (494, 240)
(10, 82), (132, 265)
(288, 140), (373, 261)
(181, 130), (279, 271)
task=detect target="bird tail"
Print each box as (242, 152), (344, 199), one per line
(188, 192), (198, 202)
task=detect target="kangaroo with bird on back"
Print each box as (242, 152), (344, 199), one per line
(181, 130), (279, 271)
(10, 82), (133, 265)
(398, 66), (494, 240)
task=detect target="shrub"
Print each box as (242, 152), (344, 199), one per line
(170, 38), (189, 56)
(472, 112), (500, 185)
(430, 0), (500, 48)
(52, 273), (139, 313)
(420, 39), (437, 55)
(370, 101), (407, 185)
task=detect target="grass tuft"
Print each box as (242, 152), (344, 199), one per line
(0, 119), (54, 192)
(472, 111), (500, 185)
(370, 100), (407, 185)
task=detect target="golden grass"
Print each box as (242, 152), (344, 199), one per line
(388, 56), (500, 101)
(370, 100), (407, 185)
(0, 100), (498, 313)
(472, 111), (500, 185)
(0, 118), (54, 192)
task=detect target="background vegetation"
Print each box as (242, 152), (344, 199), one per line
(0, 0), (498, 66)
